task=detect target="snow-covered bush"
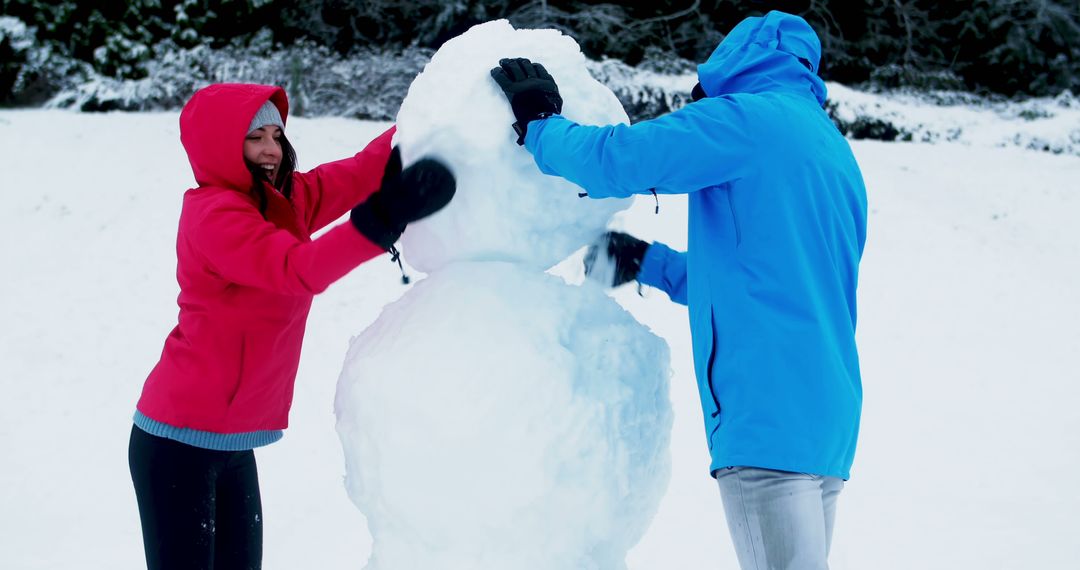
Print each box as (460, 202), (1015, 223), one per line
(0, 16), (93, 107)
(585, 58), (696, 122)
(25, 30), (1080, 158)
(93, 31), (153, 80)
(867, 64), (967, 93)
(283, 42), (432, 120)
(41, 38), (697, 122)
(0, 16), (31, 102)
(825, 99), (913, 142)
(45, 39), (433, 118)
(826, 83), (1080, 156)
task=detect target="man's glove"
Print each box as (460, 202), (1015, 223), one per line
(351, 147), (456, 250)
(490, 58), (563, 145)
(583, 231), (650, 288)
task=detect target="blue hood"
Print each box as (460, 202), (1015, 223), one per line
(697, 11), (827, 105)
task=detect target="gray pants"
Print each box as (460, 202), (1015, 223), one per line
(716, 466), (844, 570)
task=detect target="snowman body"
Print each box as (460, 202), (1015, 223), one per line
(335, 20), (673, 570)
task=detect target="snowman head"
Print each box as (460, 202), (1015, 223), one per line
(395, 19), (630, 273)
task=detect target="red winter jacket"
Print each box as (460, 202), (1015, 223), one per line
(136, 84), (393, 433)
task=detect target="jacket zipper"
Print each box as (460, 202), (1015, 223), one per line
(706, 308), (723, 448)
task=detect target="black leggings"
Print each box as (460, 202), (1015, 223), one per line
(128, 426), (263, 570)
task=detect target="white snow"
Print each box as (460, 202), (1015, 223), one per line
(335, 21), (672, 569)
(1, 81), (1079, 568)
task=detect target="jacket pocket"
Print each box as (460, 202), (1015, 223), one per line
(705, 307), (723, 449)
(226, 334), (247, 408)
(725, 185), (742, 246)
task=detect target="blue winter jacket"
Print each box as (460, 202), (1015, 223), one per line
(524, 11), (867, 479)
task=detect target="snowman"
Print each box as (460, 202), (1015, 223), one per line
(334, 20), (672, 570)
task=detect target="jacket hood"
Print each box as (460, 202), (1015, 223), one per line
(179, 83), (289, 189)
(697, 11), (827, 105)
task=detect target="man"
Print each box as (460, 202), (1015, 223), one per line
(492, 11), (867, 570)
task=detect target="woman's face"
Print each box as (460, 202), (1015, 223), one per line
(244, 125), (283, 183)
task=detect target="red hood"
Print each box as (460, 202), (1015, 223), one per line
(180, 83), (289, 189)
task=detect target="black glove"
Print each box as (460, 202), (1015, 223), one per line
(583, 231), (650, 287)
(690, 82), (707, 102)
(490, 58), (563, 145)
(351, 147), (456, 250)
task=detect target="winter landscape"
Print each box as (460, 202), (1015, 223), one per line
(2, 77), (1079, 568)
(2, 2), (1080, 570)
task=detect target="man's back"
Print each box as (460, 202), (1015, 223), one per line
(687, 87), (867, 479)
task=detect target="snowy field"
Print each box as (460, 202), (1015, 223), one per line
(1, 106), (1078, 569)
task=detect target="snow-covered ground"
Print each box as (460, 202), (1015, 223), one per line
(1, 103), (1078, 569)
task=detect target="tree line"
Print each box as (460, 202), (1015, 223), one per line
(2, 0), (1077, 105)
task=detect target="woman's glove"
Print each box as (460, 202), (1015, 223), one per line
(351, 147), (456, 250)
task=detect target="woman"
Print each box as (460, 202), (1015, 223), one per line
(128, 83), (454, 569)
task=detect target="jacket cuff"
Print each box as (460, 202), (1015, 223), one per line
(638, 241), (672, 288)
(350, 203), (402, 251)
